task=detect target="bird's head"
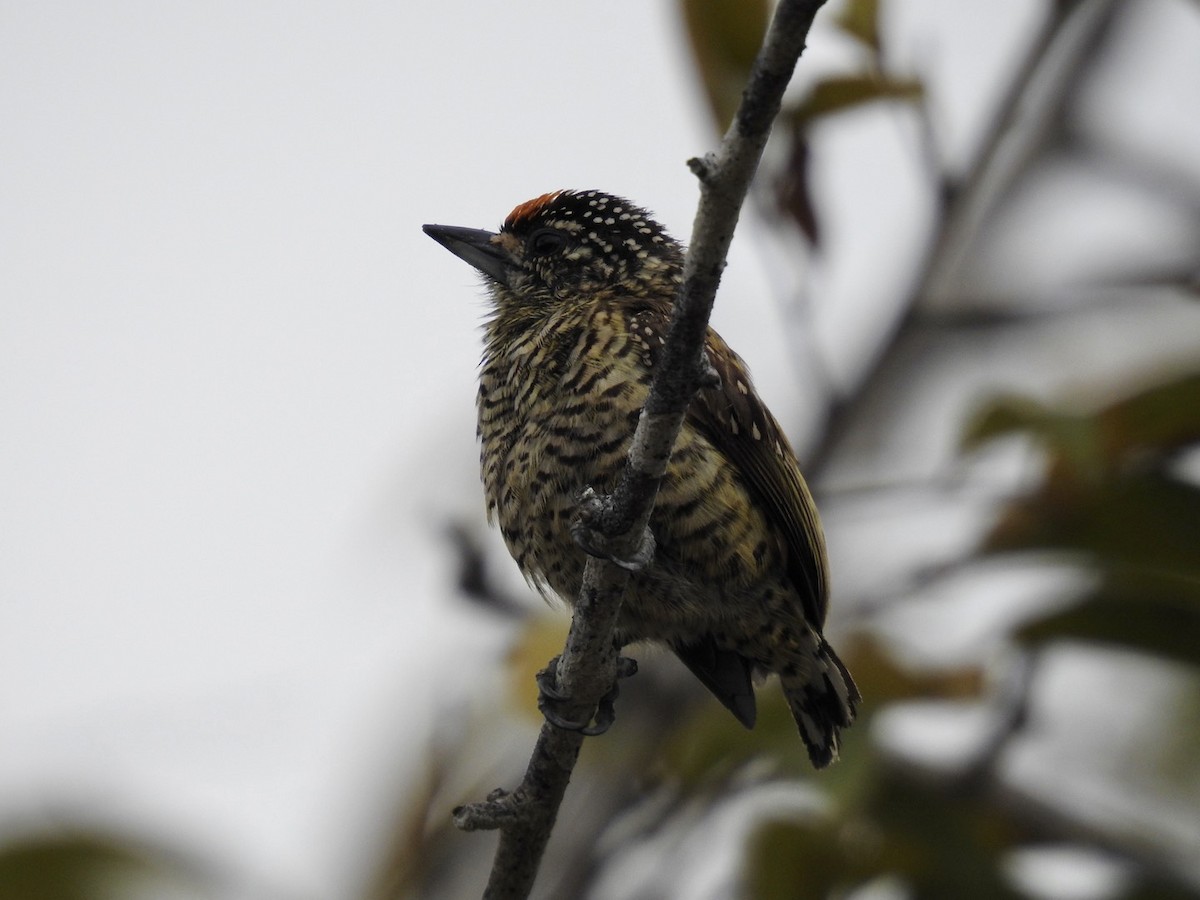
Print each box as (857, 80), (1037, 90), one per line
(423, 190), (684, 317)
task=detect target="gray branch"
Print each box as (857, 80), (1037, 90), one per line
(451, 2), (830, 898)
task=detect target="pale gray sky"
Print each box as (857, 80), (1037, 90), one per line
(3, 1), (1197, 896)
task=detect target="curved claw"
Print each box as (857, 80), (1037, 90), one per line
(534, 655), (639, 736)
(535, 656), (568, 702)
(570, 488), (656, 572)
(608, 529), (656, 572)
(542, 705), (612, 737)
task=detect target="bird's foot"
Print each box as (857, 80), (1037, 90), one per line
(570, 487), (655, 572)
(536, 654), (639, 736)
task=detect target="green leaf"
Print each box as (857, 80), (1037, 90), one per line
(1018, 569), (1200, 666)
(747, 774), (1027, 900)
(792, 74), (923, 123)
(680, 0), (770, 131)
(961, 392), (1107, 486)
(866, 776), (1026, 900)
(842, 634), (985, 706)
(834, 0), (881, 53)
(963, 371), (1200, 476)
(746, 817), (861, 899)
(658, 635), (983, 787)
(1096, 371), (1200, 461)
(962, 393), (1073, 449)
(967, 373), (1200, 568)
(0, 833), (194, 900)
(984, 473), (1200, 581)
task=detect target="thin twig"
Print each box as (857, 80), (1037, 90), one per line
(452, 2), (829, 898)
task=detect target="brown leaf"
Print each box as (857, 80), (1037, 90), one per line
(775, 132), (821, 246)
(792, 74), (923, 123)
(680, 0), (770, 132)
(834, 0), (881, 54)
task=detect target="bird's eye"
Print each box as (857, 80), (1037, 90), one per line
(528, 228), (566, 256)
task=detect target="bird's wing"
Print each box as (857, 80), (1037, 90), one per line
(628, 304), (830, 627)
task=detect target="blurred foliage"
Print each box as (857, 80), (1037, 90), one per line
(660, 633), (985, 787)
(778, 68), (922, 244)
(735, 366), (1200, 899)
(963, 374), (1200, 483)
(505, 615), (571, 722)
(833, 0), (881, 55)
(776, 60), (923, 245)
(746, 779), (1029, 900)
(681, 0), (771, 131)
(687, 0), (922, 246)
(792, 74), (923, 123)
(0, 831), (209, 900)
(966, 372), (1200, 668)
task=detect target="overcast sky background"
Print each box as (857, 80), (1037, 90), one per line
(3, 2), (1198, 897)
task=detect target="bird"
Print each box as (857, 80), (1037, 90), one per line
(423, 190), (859, 767)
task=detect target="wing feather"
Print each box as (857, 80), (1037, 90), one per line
(628, 303), (830, 627)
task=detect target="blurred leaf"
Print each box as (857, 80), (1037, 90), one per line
(791, 74), (923, 123)
(680, 0), (770, 131)
(747, 769), (1027, 900)
(0, 833), (195, 900)
(1118, 883), (1200, 900)
(963, 372), (1200, 480)
(443, 521), (529, 617)
(969, 373), (1200, 602)
(1019, 569), (1200, 666)
(746, 816), (868, 899)
(506, 613), (570, 720)
(962, 394), (1104, 484)
(866, 775), (1025, 900)
(844, 634), (985, 705)
(775, 133), (821, 245)
(834, 0), (881, 54)
(1095, 371), (1200, 462)
(660, 680), (814, 784)
(658, 635), (983, 786)
(962, 394), (1053, 447)
(985, 472), (1200, 580)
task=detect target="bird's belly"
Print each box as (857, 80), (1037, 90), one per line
(484, 404), (787, 646)
(486, 406), (627, 598)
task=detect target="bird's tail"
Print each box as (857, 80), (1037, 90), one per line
(780, 638), (860, 768)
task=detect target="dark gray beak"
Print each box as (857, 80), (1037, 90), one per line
(422, 224), (509, 285)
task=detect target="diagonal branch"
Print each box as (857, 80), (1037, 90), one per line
(450, 2), (829, 898)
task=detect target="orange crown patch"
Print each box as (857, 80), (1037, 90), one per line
(503, 190), (567, 231)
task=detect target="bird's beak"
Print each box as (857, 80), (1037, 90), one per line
(422, 224), (510, 286)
